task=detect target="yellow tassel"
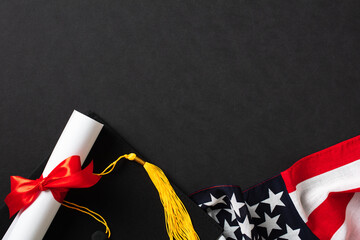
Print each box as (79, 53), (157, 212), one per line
(143, 162), (200, 240)
(96, 153), (200, 240)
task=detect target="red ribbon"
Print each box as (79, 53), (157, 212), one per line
(4, 156), (101, 218)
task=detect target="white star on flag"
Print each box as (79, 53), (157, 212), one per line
(206, 208), (222, 223)
(229, 193), (245, 217)
(238, 215), (254, 238)
(223, 219), (240, 240)
(224, 208), (237, 222)
(258, 213), (282, 236)
(278, 224), (301, 240)
(203, 194), (227, 207)
(246, 202), (260, 218)
(261, 189), (285, 212)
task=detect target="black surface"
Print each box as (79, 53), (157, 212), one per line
(92, 231), (107, 240)
(0, 113), (222, 239)
(1, 0), (360, 207)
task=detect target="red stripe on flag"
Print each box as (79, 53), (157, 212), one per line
(306, 192), (354, 240)
(281, 135), (360, 193)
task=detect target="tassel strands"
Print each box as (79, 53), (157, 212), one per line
(143, 162), (200, 240)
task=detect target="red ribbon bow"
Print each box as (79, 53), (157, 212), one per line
(5, 156), (101, 218)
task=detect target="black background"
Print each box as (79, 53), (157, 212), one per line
(0, 0), (359, 205)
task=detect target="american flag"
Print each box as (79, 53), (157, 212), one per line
(190, 136), (360, 239)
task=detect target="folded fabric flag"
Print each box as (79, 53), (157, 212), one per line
(0, 112), (222, 240)
(190, 135), (360, 240)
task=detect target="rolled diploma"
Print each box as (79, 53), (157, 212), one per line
(3, 110), (103, 240)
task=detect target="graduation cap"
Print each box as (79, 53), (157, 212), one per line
(0, 111), (222, 240)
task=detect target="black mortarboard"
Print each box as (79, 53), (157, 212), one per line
(0, 112), (222, 239)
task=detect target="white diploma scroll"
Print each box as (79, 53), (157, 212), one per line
(3, 110), (103, 240)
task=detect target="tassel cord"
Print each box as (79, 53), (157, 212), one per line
(61, 200), (111, 238)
